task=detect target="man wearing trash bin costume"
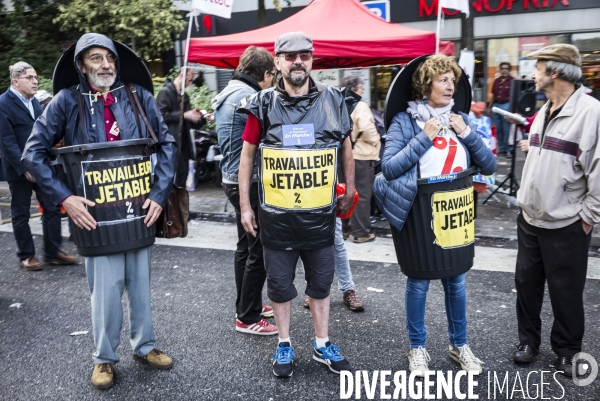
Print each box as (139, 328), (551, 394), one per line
(22, 33), (177, 390)
(237, 31), (359, 378)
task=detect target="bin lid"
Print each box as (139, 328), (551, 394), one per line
(50, 138), (155, 155)
(384, 55), (472, 130)
(53, 40), (153, 95)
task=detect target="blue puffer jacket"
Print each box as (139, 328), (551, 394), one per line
(373, 111), (496, 231)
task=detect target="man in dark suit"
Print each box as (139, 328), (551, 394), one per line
(0, 61), (77, 270)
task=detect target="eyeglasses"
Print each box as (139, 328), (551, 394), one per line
(19, 75), (38, 82)
(279, 52), (312, 62)
(84, 53), (117, 65)
(500, 67), (510, 71)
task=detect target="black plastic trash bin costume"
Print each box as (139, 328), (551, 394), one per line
(238, 85), (359, 250)
(42, 40), (168, 256)
(381, 55), (476, 279)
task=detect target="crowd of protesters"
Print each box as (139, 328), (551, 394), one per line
(0, 29), (597, 390)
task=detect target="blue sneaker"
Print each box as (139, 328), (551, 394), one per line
(313, 341), (352, 374)
(272, 342), (295, 377)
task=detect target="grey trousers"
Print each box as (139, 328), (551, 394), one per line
(350, 159), (375, 237)
(85, 246), (156, 364)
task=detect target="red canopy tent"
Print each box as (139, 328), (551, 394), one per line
(187, 0), (454, 69)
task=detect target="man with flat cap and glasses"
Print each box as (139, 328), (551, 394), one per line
(22, 33), (177, 390)
(0, 61), (78, 271)
(237, 31), (360, 377)
(512, 44), (600, 377)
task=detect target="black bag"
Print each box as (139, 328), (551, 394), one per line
(126, 84), (189, 238)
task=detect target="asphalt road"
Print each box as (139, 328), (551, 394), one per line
(1, 231), (599, 401)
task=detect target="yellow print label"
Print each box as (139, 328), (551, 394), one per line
(84, 160), (152, 204)
(261, 147), (337, 210)
(431, 187), (475, 249)
(81, 156), (152, 223)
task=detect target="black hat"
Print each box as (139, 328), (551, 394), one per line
(53, 37), (153, 95)
(384, 55), (472, 130)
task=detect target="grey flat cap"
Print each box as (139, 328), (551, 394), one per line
(275, 31), (314, 54)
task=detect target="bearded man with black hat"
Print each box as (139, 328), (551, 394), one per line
(21, 33), (177, 390)
(512, 44), (600, 377)
(237, 31), (359, 378)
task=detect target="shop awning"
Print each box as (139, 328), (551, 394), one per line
(187, 0), (454, 69)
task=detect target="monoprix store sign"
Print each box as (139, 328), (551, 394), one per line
(391, 0), (597, 22)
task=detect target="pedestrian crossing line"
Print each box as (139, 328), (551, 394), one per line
(1, 212), (42, 224)
(1, 218), (598, 279)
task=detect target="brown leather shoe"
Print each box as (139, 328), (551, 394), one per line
(91, 363), (114, 390)
(44, 250), (79, 265)
(343, 290), (365, 312)
(133, 349), (173, 370)
(19, 256), (43, 271)
(353, 234), (376, 243)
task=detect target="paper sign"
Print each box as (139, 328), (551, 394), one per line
(81, 156), (152, 224)
(261, 147), (337, 211)
(431, 187), (475, 249)
(282, 124), (315, 147)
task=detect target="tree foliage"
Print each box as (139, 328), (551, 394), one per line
(0, 0), (71, 90)
(53, 0), (186, 60)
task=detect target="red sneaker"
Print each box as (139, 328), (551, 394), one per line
(235, 318), (278, 335)
(260, 304), (274, 318)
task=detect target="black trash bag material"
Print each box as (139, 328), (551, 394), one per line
(238, 81), (359, 250)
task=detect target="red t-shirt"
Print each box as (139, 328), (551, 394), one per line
(91, 89), (120, 142)
(242, 113), (261, 145)
(492, 75), (514, 104)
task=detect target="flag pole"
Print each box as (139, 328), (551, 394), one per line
(436, 3), (441, 54)
(181, 10), (196, 97)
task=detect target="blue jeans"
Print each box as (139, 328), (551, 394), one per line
(492, 102), (511, 154)
(85, 246), (156, 364)
(334, 218), (355, 292)
(405, 273), (468, 349)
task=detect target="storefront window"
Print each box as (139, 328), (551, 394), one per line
(373, 66), (395, 111)
(472, 40), (486, 102)
(486, 38), (519, 104)
(452, 40), (486, 102)
(486, 35), (572, 107)
(573, 32), (600, 101)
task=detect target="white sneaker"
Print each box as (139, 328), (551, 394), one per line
(408, 346), (432, 377)
(449, 345), (484, 374)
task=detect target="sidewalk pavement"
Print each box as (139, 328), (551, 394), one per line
(2, 148), (599, 250)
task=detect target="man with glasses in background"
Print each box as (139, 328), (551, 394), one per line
(488, 62), (515, 157)
(22, 33), (176, 390)
(0, 62), (78, 271)
(237, 32), (359, 377)
(212, 46), (278, 337)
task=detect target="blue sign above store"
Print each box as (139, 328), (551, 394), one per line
(362, 0), (390, 22)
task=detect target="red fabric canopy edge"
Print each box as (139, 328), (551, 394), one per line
(188, 0), (455, 69)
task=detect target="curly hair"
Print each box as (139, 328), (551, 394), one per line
(411, 54), (462, 100)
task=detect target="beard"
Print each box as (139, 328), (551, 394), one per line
(87, 67), (116, 89)
(283, 65), (309, 88)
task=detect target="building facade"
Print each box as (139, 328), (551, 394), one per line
(174, 0), (600, 108)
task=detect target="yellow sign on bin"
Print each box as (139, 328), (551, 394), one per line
(431, 187), (475, 249)
(261, 147), (337, 210)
